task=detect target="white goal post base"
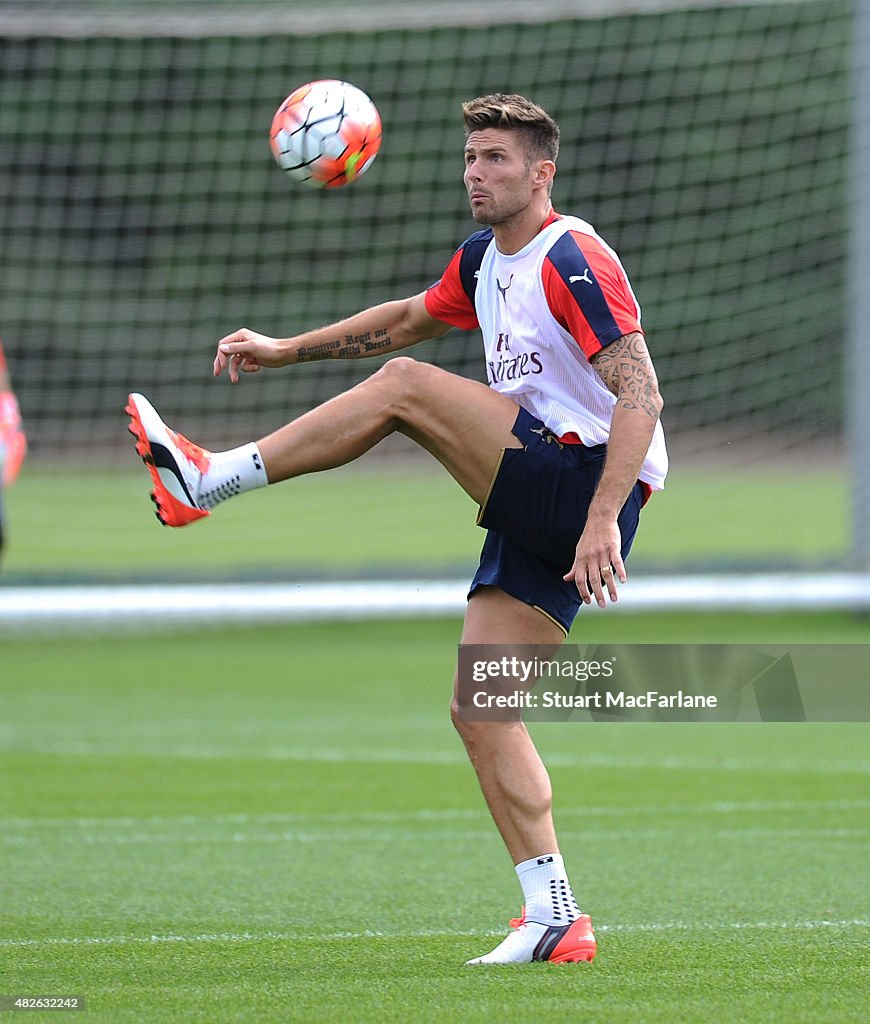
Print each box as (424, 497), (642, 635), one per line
(1, 575), (868, 632)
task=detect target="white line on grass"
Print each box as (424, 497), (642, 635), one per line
(0, 740), (471, 766)
(2, 737), (869, 775)
(3, 826), (867, 848)
(3, 798), (869, 832)
(1, 919), (867, 950)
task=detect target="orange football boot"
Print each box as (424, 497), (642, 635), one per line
(126, 393), (211, 527)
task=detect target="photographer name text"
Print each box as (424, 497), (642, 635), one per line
(471, 689), (718, 710)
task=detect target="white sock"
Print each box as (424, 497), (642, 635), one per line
(516, 853), (581, 927)
(199, 442), (268, 510)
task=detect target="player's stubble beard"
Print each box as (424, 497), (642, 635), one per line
(467, 168), (537, 227)
(469, 193), (531, 227)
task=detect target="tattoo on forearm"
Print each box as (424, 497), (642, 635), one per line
(590, 332), (662, 421)
(296, 339), (343, 362)
(297, 327), (393, 363)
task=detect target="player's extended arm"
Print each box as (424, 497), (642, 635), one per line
(564, 331), (664, 607)
(213, 292), (451, 383)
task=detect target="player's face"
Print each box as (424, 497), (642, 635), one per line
(463, 129), (541, 225)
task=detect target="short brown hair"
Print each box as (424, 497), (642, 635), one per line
(462, 93), (560, 164)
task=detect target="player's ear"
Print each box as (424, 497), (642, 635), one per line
(534, 159), (556, 190)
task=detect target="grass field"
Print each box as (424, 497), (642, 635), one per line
(2, 614), (868, 1023)
(0, 461), (849, 582)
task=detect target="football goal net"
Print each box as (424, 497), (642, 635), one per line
(0, 0), (865, 624)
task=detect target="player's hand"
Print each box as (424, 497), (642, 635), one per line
(563, 516), (625, 607)
(213, 328), (287, 383)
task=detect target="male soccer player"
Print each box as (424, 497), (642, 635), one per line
(127, 94), (667, 964)
(0, 336), (27, 562)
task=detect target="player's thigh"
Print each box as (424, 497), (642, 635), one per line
(450, 586), (565, 724)
(461, 586), (566, 646)
(384, 358), (522, 505)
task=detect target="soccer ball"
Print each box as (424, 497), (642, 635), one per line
(269, 80), (382, 189)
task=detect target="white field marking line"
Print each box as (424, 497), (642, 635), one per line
(597, 919), (870, 934)
(0, 740), (470, 766)
(3, 826), (869, 848)
(0, 830), (490, 847)
(1, 919), (868, 951)
(4, 797), (869, 832)
(575, 753), (870, 775)
(2, 737), (869, 775)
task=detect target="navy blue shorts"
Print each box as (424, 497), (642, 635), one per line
(469, 407), (645, 634)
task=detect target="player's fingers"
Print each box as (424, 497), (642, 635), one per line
(219, 341), (248, 355)
(600, 561), (619, 604)
(217, 328), (251, 348)
(230, 354), (261, 383)
(574, 564), (593, 605)
(215, 332), (254, 376)
(564, 558), (597, 605)
(233, 353), (252, 383)
(588, 564), (608, 608)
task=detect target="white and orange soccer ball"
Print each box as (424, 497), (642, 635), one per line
(269, 80), (382, 189)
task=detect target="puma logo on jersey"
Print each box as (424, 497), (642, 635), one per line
(569, 269), (593, 285)
(497, 274), (514, 301)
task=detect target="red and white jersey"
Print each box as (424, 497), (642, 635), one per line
(425, 212), (668, 490)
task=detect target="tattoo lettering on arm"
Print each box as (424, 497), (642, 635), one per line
(590, 331), (663, 421)
(297, 328), (394, 363)
(296, 339), (343, 362)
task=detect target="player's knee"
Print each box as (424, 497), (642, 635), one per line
(450, 694), (463, 727)
(376, 355), (422, 391)
(370, 355), (407, 402)
(450, 695), (477, 743)
(377, 355), (417, 377)
(378, 355), (440, 395)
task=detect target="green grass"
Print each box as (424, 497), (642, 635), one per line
(0, 462), (848, 582)
(1, 615), (868, 1023)
(3, 466), (478, 581)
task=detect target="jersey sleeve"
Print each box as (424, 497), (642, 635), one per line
(424, 228), (493, 330)
(424, 247), (479, 330)
(542, 230), (643, 359)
